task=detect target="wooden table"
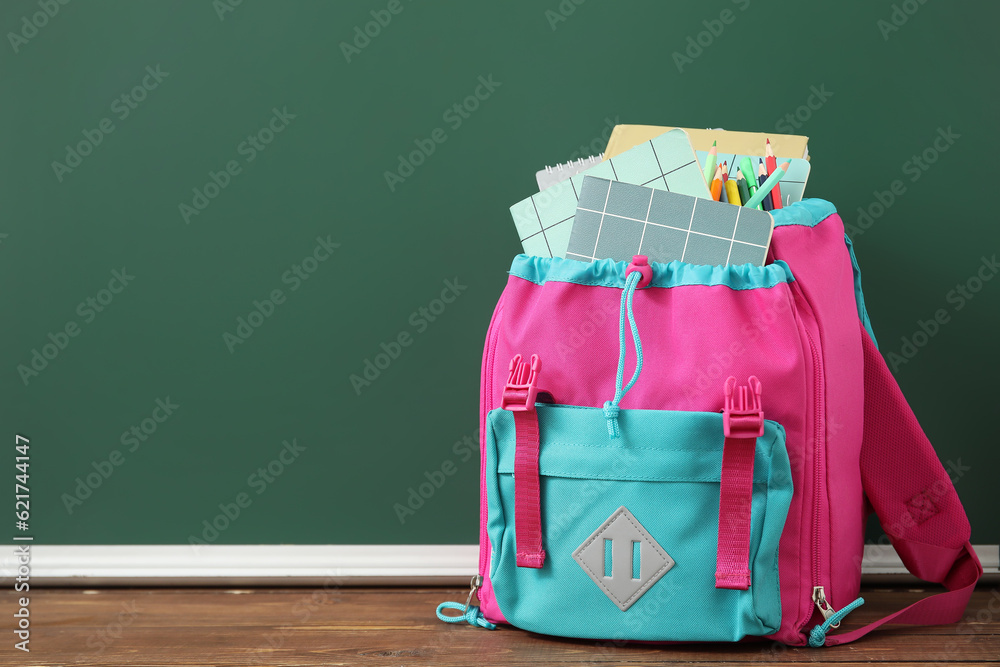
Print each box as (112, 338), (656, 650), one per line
(2, 586), (998, 665)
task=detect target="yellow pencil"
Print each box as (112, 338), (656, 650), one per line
(724, 178), (741, 206)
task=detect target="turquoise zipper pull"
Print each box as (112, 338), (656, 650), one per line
(436, 575), (496, 630)
(808, 595), (865, 647)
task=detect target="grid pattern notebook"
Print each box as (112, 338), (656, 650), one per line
(566, 177), (774, 266)
(697, 151), (811, 206)
(511, 129), (710, 259)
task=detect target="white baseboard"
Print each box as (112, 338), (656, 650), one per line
(2, 544), (997, 586)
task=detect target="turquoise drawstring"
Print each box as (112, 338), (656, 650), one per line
(603, 271), (644, 438)
(436, 602), (497, 630)
(808, 597), (864, 647)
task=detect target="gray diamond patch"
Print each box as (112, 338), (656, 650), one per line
(572, 506), (674, 611)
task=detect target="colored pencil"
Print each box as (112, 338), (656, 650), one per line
(702, 141), (718, 187)
(710, 164), (724, 201)
(724, 177), (741, 206)
(721, 160), (729, 182)
(765, 139), (783, 210)
(739, 157), (762, 210)
(736, 171), (751, 206)
(757, 159), (773, 211)
(744, 161), (789, 209)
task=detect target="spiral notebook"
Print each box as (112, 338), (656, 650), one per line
(535, 155), (603, 190)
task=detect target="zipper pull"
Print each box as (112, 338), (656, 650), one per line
(436, 575), (496, 631)
(812, 586), (841, 629)
(464, 574), (483, 613)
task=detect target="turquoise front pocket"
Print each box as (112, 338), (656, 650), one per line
(485, 403), (792, 642)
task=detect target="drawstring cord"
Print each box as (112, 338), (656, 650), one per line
(604, 270), (644, 438)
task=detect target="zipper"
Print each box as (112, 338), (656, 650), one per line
(799, 303), (833, 631)
(812, 586), (839, 628)
(478, 300), (504, 580)
(465, 574), (483, 612)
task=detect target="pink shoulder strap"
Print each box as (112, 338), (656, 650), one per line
(824, 325), (982, 645)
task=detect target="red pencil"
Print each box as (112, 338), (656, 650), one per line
(720, 161), (729, 182)
(765, 139), (783, 209)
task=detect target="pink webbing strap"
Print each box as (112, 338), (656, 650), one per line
(502, 354), (545, 569)
(513, 409), (545, 568)
(716, 430), (756, 589)
(715, 377), (763, 590)
(822, 325), (982, 645)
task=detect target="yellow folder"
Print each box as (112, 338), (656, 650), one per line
(604, 125), (809, 161)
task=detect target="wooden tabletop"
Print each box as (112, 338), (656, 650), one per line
(2, 586), (998, 665)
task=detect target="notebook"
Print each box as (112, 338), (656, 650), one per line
(604, 125), (810, 161)
(511, 129), (710, 259)
(566, 176), (774, 266)
(536, 155), (603, 190)
(699, 151), (811, 205)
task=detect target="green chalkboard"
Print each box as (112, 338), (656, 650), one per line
(3, 1), (997, 545)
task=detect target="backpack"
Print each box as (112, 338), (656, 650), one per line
(436, 199), (981, 646)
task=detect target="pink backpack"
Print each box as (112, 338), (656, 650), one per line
(437, 199), (981, 646)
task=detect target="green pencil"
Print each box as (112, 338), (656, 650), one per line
(739, 157), (763, 210)
(744, 161), (790, 209)
(702, 141), (718, 187)
(736, 171), (751, 206)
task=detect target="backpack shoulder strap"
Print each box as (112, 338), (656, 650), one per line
(823, 324), (982, 645)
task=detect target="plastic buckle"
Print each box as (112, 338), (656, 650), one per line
(501, 354), (541, 412)
(723, 376), (764, 438)
(626, 254), (653, 289)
